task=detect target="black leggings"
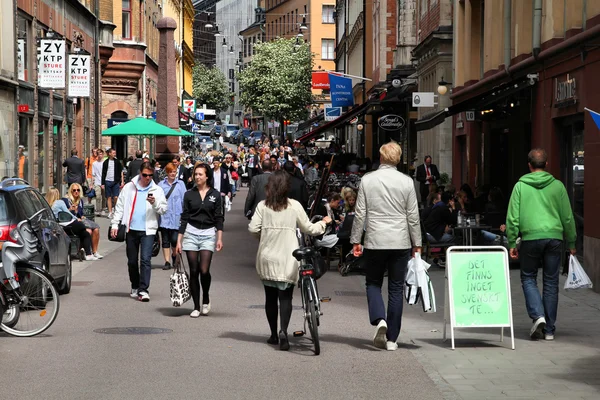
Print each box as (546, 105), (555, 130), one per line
(264, 285), (294, 336)
(64, 221), (92, 255)
(186, 250), (213, 311)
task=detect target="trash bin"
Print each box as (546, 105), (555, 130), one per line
(83, 204), (95, 221)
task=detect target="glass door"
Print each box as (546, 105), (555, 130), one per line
(561, 118), (584, 258)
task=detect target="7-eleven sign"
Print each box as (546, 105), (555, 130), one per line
(183, 99), (196, 113)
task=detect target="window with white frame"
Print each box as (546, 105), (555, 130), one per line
(321, 39), (335, 60)
(322, 5), (335, 23)
(420, 0), (428, 16)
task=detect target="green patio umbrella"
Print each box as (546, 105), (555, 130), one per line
(101, 117), (193, 137)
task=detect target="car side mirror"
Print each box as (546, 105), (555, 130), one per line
(57, 211), (72, 223)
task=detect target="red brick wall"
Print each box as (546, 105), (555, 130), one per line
(418, 1), (441, 43)
(385, 0), (397, 70)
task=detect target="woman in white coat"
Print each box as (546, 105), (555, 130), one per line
(249, 171), (331, 350)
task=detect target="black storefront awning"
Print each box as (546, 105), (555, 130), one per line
(297, 101), (372, 143)
(297, 112), (324, 131)
(415, 77), (535, 131)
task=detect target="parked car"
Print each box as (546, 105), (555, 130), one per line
(210, 125), (222, 139)
(196, 135), (214, 151)
(222, 124), (240, 142)
(245, 130), (264, 145)
(0, 179), (72, 294)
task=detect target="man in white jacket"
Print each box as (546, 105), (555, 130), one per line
(350, 142), (422, 351)
(111, 162), (167, 302)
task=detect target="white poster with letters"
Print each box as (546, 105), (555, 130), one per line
(68, 54), (91, 97)
(38, 39), (66, 89)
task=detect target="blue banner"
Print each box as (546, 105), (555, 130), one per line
(586, 108), (600, 130)
(329, 74), (354, 108)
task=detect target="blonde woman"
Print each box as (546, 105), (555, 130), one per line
(63, 183), (102, 258)
(46, 188), (96, 261)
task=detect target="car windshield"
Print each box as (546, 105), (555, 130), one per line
(214, 126), (221, 132)
(226, 125), (239, 131)
(0, 192), (12, 224)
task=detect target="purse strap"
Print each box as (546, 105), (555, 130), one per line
(175, 253), (188, 274)
(165, 182), (177, 200)
(127, 184), (138, 227)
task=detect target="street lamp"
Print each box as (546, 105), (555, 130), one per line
(229, 45), (234, 54)
(300, 17), (308, 30)
(438, 77), (452, 95)
(205, 22), (213, 29)
(222, 38), (227, 47)
(297, 30), (304, 38)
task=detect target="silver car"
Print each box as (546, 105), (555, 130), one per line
(222, 124), (240, 142)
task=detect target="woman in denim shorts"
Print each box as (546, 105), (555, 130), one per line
(176, 163), (224, 318)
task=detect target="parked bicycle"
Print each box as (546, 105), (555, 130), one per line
(291, 246), (330, 355)
(0, 220), (60, 337)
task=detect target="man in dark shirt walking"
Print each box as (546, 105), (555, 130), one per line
(63, 148), (86, 185)
(244, 160), (273, 218)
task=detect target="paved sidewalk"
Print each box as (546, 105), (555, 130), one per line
(336, 263), (600, 400)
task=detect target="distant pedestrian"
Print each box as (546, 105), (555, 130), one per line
(247, 147), (260, 185)
(111, 161), (167, 302)
(248, 171), (331, 350)
(506, 148), (576, 341)
(158, 162), (187, 270)
(125, 150), (144, 183)
(416, 156), (440, 207)
(175, 163), (224, 317)
(244, 160), (273, 219)
(351, 142), (422, 351)
(63, 148), (86, 185)
(92, 148), (105, 216)
(101, 148), (124, 219)
(85, 148), (97, 203)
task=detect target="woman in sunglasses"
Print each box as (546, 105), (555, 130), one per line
(63, 183), (102, 259)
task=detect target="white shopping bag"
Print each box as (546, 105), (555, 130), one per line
(225, 195), (232, 212)
(564, 255), (593, 290)
(405, 253), (436, 312)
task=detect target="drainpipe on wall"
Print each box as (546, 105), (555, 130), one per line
(533, 0), (542, 58)
(503, 0), (512, 74)
(583, 0), (587, 30)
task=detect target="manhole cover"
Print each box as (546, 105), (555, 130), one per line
(93, 327), (173, 335)
(248, 305), (303, 310)
(334, 290), (365, 297)
(72, 281), (93, 286)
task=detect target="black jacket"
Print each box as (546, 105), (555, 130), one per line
(101, 158), (124, 185)
(213, 165), (232, 195)
(287, 174), (309, 210)
(424, 202), (456, 241)
(126, 158), (144, 182)
(244, 172), (271, 218)
(176, 165), (191, 184)
(63, 156), (86, 184)
(179, 187), (224, 233)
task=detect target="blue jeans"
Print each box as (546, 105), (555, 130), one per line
(364, 249), (410, 342)
(519, 239), (562, 335)
(427, 233), (455, 244)
(126, 230), (155, 293)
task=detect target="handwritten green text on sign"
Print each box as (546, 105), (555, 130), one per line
(449, 252), (510, 327)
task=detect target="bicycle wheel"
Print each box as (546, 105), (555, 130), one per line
(304, 281), (320, 355)
(0, 266), (60, 337)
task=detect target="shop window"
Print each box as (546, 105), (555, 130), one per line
(18, 117), (30, 181)
(321, 39), (335, 60)
(122, 0), (132, 39)
(323, 5), (335, 24)
(562, 120), (585, 259)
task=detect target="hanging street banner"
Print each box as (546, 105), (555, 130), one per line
(68, 54), (91, 97)
(585, 108), (600, 130)
(17, 39), (26, 81)
(312, 71), (330, 89)
(38, 39), (66, 89)
(329, 73), (354, 108)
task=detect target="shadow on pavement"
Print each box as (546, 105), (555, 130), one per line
(418, 337), (505, 349)
(156, 307), (241, 318)
(549, 354), (600, 390)
(219, 331), (271, 345)
(94, 292), (132, 298)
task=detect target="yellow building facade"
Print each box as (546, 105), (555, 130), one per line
(163, 0), (195, 105)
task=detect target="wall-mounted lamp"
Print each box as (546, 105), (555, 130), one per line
(229, 45), (234, 54)
(300, 17), (308, 30)
(221, 38), (227, 47)
(437, 77), (452, 95)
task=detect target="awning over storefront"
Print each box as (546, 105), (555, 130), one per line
(297, 101), (372, 143)
(415, 77), (535, 131)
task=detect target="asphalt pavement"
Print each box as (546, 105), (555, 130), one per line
(1, 188), (446, 400)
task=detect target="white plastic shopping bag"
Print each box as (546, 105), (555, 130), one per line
(405, 253), (436, 312)
(564, 255), (593, 290)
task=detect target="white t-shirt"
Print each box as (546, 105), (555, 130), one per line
(106, 159), (115, 182)
(92, 160), (103, 185)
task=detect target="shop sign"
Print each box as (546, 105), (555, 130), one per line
(38, 39), (66, 89)
(17, 39), (25, 81)
(324, 104), (342, 121)
(329, 74), (354, 107)
(378, 114), (405, 131)
(555, 74), (577, 108)
(67, 54), (91, 97)
(312, 71), (330, 89)
(107, 118), (128, 128)
(18, 104), (29, 113)
(182, 99), (196, 113)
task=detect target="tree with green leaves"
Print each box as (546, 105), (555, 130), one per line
(237, 38), (313, 126)
(192, 64), (231, 113)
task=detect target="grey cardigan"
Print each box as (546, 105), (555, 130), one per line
(350, 164), (422, 250)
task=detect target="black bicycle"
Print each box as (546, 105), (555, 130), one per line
(292, 247), (330, 355)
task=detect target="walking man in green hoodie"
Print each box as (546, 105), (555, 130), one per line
(506, 148), (576, 341)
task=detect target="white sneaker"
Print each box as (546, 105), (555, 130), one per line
(130, 289), (138, 298)
(544, 333), (554, 341)
(201, 303), (211, 315)
(373, 320), (388, 349)
(93, 252), (103, 259)
(530, 317), (546, 339)
(386, 341), (399, 351)
(190, 310), (201, 318)
(138, 292), (150, 302)
(85, 254), (98, 261)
